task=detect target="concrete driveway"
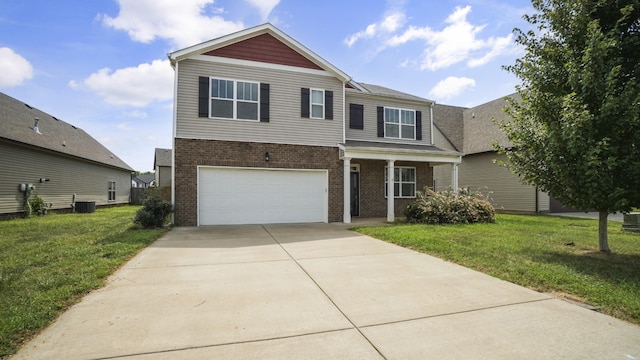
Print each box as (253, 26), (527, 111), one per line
(13, 223), (640, 359)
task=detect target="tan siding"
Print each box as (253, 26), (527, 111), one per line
(175, 59), (343, 147)
(0, 142), (130, 214)
(538, 190), (550, 212)
(345, 93), (433, 146)
(157, 166), (171, 187)
(459, 153), (537, 212)
(432, 164), (454, 191)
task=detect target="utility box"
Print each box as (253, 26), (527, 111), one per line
(622, 213), (640, 232)
(75, 201), (96, 214)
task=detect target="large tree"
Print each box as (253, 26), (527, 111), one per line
(498, 0), (640, 252)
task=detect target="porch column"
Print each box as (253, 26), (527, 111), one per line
(343, 157), (351, 224)
(451, 163), (459, 192)
(387, 159), (395, 222)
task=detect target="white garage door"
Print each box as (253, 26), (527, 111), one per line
(198, 167), (328, 225)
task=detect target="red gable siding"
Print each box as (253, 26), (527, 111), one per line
(204, 33), (323, 70)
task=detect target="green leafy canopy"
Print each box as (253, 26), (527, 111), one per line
(498, 0), (640, 214)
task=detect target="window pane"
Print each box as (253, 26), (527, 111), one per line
(385, 123), (399, 138)
(401, 110), (415, 124)
(311, 89), (324, 104)
(311, 104), (323, 118)
(237, 82), (258, 101)
(394, 183), (400, 197)
(250, 83), (258, 101)
(385, 108), (399, 123)
(211, 79), (219, 97)
(402, 168), (415, 182)
(211, 99), (233, 118)
(402, 183), (415, 197)
(225, 81), (233, 98)
(401, 124), (415, 139)
(237, 102), (258, 120)
(394, 168), (400, 181)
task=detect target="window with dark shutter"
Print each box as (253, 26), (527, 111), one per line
(198, 76), (209, 117)
(260, 83), (270, 122)
(350, 103), (364, 130)
(325, 91), (333, 120)
(301, 88), (310, 118)
(377, 106), (384, 137)
(416, 111), (422, 140)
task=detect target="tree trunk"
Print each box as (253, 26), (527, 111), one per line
(598, 210), (610, 253)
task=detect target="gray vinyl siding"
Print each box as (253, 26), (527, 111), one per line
(459, 153), (537, 212)
(432, 163), (454, 191)
(0, 141), (130, 214)
(345, 93), (433, 146)
(175, 59), (344, 147)
(157, 165), (171, 187)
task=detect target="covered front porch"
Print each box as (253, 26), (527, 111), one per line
(339, 141), (462, 224)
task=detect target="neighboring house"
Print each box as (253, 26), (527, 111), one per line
(153, 148), (172, 188)
(433, 95), (551, 212)
(168, 23), (461, 226)
(0, 92), (133, 217)
(132, 174), (155, 188)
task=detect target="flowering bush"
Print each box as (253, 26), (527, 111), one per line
(403, 187), (495, 224)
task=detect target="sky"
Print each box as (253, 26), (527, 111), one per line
(0, 0), (534, 172)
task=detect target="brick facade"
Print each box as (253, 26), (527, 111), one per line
(353, 160), (433, 218)
(174, 138), (343, 226)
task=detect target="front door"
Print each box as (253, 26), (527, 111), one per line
(350, 171), (360, 216)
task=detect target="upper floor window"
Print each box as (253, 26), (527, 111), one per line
(311, 89), (324, 118)
(301, 88), (333, 120)
(210, 78), (259, 121)
(385, 107), (415, 140)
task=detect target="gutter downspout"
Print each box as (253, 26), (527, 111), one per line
(430, 102), (435, 145)
(170, 60), (178, 225)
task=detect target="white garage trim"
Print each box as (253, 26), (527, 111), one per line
(197, 166), (328, 225)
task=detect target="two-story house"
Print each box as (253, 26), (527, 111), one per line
(169, 23), (461, 226)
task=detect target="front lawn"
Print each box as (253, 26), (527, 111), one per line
(0, 206), (167, 359)
(355, 214), (640, 324)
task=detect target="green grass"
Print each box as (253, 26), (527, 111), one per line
(0, 206), (167, 359)
(355, 214), (640, 325)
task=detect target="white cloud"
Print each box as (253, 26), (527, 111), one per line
(0, 47), (33, 88)
(429, 76), (476, 99)
(117, 122), (134, 131)
(124, 110), (148, 119)
(245, 0), (279, 21)
(345, 11), (406, 47)
(385, 6), (513, 70)
(99, 0), (244, 48)
(69, 59), (173, 107)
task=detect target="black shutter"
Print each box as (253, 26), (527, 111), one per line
(301, 88), (310, 118)
(260, 83), (270, 122)
(416, 110), (422, 140)
(198, 76), (209, 118)
(325, 91), (333, 120)
(377, 106), (384, 137)
(349, 103), (364, 130)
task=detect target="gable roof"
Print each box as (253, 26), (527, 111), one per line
(348, 83), (434, 104)
(133, 173), (155, 185)
(0, 92), (133, 171)
(463, 94), (516, 155)
(168, 23), (351, 83)
(154, 148), (172, 167)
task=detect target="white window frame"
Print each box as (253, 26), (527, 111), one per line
(384, 166), (416, 198)
(209, 77), (260, 121)
(310, 88), (325, 119)
(384, 107), (416, 140)
(108, 181), (116, 201)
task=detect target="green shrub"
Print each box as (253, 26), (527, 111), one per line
(133, 189), (173, 228)
(404, 187), (495, 224)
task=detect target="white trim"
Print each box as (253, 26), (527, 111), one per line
(384, 166), (417, 198)
(171, 62), (178, 224)
(343, 157), (351, 223)
(192, 54), (336, 78)
(310, 88), (325, 119)
(342, 81), (346, 144)
(430, 103), (435, 145)
(208, 76), (260, 121)
(196, 166), (329, 226)
(387, 160), (395, 222)
(383, 106), (416, 141)
(339, 144), (462, 164)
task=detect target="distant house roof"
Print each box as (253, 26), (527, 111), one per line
(154, 148), (172, 168)
(0, 92), (132, 171)
(462, 94), (517, 155)
(134, 174), (155, 185)
(352, 83), (435, 104)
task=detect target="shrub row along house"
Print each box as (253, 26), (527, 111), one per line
(0, 92), (133, 217)
(168, 23), (551, 226)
